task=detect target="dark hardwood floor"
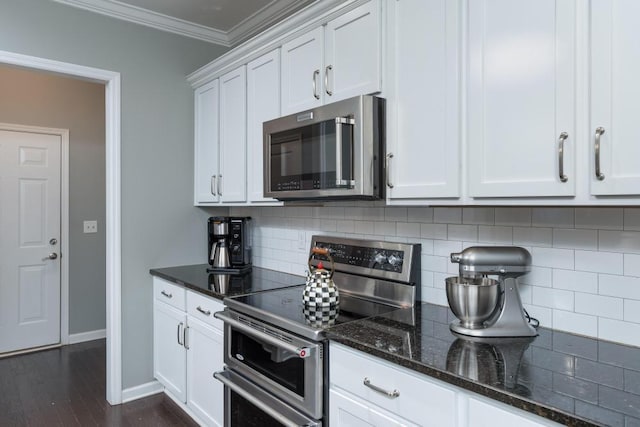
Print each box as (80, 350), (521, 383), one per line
(0, 339), (198, 426)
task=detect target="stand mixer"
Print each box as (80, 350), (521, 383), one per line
(445, 246), (537, 337)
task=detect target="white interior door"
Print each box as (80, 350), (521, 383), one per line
(0, 128), (61, 354)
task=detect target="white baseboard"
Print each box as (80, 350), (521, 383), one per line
(68, 329), (107, 344)
(121, 380), (164, 403)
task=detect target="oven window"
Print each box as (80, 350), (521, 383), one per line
(269, 118), (353, 192)
(230, 392), (285, 427)
(231, 329), (305, 395)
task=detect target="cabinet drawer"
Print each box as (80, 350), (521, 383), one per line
(330, 343), (456, 426)
(153, 278), (186, 311)
(187, 291), (224, 331)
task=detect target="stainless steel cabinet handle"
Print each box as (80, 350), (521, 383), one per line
(218, 174), (222, 196)
(211, 175), (217, 196)
(184, 326), (189, 350)
(385, 153), (394, 189)
(312, 69), (320, 100)
(325, 65), (333, 96)
(363, 377), (400, 398)
(558, 132), (569, 183)
(196, 306), (211, 316)
(595, 127), (605, 181)
(161, 290), (172, 299)
(177, 322), (184, 346)
(42, 253), (58, 261)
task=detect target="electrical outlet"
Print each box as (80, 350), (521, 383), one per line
(298, 231), (306, 250)
(83, 220), (98, 234)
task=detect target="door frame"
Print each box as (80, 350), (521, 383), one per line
(0, 50), (122, 405)
(0, 123), (70, 350)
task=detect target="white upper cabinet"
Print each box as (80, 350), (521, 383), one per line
(386, 0), (461, 200)
(281, 0), (381, 115)
(219, 66), (247, 203)
(590, 0), (640, 196)
(247, 49), (282, 204)
(467, 0), (576, 198)
(194, 80), (220, 204)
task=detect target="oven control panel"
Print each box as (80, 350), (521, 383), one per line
(313, 243), (405, 273)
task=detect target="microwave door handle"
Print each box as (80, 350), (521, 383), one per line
(214, 311), (312, 358)
(335, 117), (355, 188)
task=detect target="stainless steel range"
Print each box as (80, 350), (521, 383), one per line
(214, 235), (421, 426)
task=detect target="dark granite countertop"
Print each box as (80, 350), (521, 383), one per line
(149, 264), (304, 301)
(327, 303), (640, 427)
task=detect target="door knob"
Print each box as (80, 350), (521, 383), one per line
(50, 238), (58, 245)
(43, 253), (58, 261)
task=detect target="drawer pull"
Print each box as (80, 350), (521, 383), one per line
(161, 290), (172, 299)
(363, 377), (400, 398)
(196, 306), (211, 316)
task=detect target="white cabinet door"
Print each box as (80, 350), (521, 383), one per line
(386, 0), (461, 200)
(467, 0), (576, 198)
(247, 49), (282, 204)
(329, 389), (415, 427)
(590, 0), (640, 195)
(219, 66), (247, 203)
(154, 301), (187, 402)
(325, 0), (381, 103)
(466, 396), (556, 427)
(186, 317), (224, 427)
(281, 27), (324, 115)
(194, 79), (220, 204)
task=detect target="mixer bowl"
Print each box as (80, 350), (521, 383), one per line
(446, 276), (500, 328)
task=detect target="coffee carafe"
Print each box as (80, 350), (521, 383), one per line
(209, 217), (231, 268)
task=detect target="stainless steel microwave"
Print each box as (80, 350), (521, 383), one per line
(263, 95), (385, 200)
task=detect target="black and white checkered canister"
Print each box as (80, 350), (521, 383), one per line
(302, 270), (340, 308)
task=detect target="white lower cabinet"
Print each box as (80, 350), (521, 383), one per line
(330, 343), (561, 427)
(153, 277), (224, 426)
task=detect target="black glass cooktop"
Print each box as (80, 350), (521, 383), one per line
(225, 285), (402, 341)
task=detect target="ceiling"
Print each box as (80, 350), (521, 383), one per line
(52, 0), (316, 46)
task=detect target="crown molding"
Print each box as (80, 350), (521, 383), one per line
(52, 0), (230, 46)
(187, 0), (362, 88)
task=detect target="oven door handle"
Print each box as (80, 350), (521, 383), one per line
(214, 311), (312, 358)
(214, 370), (320, 427)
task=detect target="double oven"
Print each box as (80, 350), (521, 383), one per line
(213, 236), (421, 426)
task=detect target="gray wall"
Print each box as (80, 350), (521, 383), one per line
(0, 0), (227, 388)
(0, 64), (106, 334)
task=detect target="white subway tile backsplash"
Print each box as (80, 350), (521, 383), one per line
(598, 319), (640, 347)
(478, 226), (513, 244)
(574, 293), (623, 320)
(624, 300), (640, 324)
(532, 247), (574, 269)
(624, 208), (640, 231)
(407, 207), (434, 223)
(553, 269), (598, 293)
(575, 250), (623, 274)
(234, 204), (640, 348)
(532, 287), (574, 311)
(624, 254), (640, 277)
(599, 274), (640, 300)
(513, 227), (552, 247)
(448, 224), (478, 242)
(521, 266), (553, 287)
(462, 207), (495, 225)
(434, 207), (462, 224)
(421, 223), (448, 240)
(575, 208), (623, 230)
(599, 230), (640, 254)
(553, 310), (598, 337)
(532, 208), (574, 228)
(553, 229), (598, 250)
(494, 207), (532, 226)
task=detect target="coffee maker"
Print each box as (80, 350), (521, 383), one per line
(208, 217), (252, 270)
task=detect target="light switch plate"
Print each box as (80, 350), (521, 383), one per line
(83, 220), (98, 233)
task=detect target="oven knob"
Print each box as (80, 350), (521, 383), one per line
(388, 254), (401, 266)
(373, 252), (387, 265)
